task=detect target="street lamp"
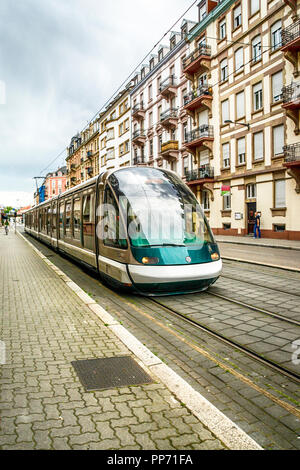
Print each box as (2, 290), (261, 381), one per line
(224, 120), (250, 130)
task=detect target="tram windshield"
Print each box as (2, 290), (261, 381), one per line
(108, 168), (215, 248)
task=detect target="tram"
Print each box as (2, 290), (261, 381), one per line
(24, 167), (222, 295)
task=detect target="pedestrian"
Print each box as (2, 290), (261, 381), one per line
(253, 211), (261, 239)
(4, 219), (9, 235)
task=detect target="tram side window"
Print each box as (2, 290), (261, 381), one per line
(47, 207), (51, 234)
(65, 200), (72, 236)
(103, 186), (127, 249)
(52, 206), (57, 230)
(59, 203), (64, 238)
(73, 197), (81, 241)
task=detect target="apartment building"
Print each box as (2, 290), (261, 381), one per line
(181, 0), (300, 240)
(99, 89), (131, 172)
(130, 19), (197, 175)
(44, 166), (67, 199)
(66, 119), (100, 189)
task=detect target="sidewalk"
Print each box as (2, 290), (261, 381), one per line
(0, 230), (260, 450)
(215, 235), (300, 251)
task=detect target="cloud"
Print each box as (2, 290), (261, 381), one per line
(0, 0), (196, 206)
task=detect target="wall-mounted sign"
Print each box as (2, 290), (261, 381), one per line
(235, 212), (243, 220)
(221, 185), (231, 196)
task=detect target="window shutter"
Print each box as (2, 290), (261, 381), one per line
(273, 125), (284, 155)
(272, 71), (283, 101)
(275, 180), (286, 208)
(236, 92), (245, 118)
(254, 132), (263, 159)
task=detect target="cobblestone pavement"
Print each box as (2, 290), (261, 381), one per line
(221, 260), (300, 297)
(20, 232), (300, 450)
(0, 231), (229, 450)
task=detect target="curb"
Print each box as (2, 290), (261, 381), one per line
(17, 230), (262, 451)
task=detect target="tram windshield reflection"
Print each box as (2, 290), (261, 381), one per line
(109, 168), (214, 248)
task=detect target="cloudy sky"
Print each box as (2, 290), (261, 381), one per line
(0, 0), (197, 207)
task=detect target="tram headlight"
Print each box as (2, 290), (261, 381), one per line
(211, 253), (220, 261)
(142, 257), (159, 265)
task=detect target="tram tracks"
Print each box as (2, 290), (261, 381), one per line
(147, 297), (300, 385)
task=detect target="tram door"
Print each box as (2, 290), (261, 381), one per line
(247, 202), (256, 235)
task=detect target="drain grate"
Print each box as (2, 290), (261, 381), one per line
(71, 356), (154, 391)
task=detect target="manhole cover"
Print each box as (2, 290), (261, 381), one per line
(71, 356), (154, 391)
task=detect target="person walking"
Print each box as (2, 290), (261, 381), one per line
(4, 220), (9, 235)
(253, 211), (261, 239)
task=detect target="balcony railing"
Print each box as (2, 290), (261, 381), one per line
(184, 125), (214, 144)
(132, 129), (146, 139)
(159, 75), (177, 93)
(282, 82), (300, 104)
(87, 167), (93, 174)
(160, 108), (178, 122)
(132, 102), (144, 114)
(183, 85), (212, 106)
(133, 156), (146, 165)
(182, 44), (212, 71)
(281, 19), (300, 46)
(283, 143), (300, 162)
(161, 140), (179, 153)
(185, 166), (214, 182)
(87, 151), (93, 158)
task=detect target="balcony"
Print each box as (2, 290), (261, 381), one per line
(183, 85), (213, 113)
(160, 108), (178, 129)
(132, 129), (146, 146)
(185, 165), (215, 186)
(182, 45), (211, 78)
(283, 0), (297, 12)
(283, 143), (300, 193)
(132, 102), (145, 121)
(160, 140), (179, 161)
(184, 125), (214, 154)
(87, 167), (93, 176)
(87, 150), (93, 159)
(159, 75), (177, 98)
(71, 177), (76, 185)
(133, 156), (146, 166)
(70, 164), (76, 171)
(281, 19), (300, 77)
(282, 82), (300, 134)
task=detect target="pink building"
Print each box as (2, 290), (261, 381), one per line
(44, 166), (67, 200)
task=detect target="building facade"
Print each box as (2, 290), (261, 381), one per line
(66, 119), (100, 189)
(44, 166), (67, 199)
(130, 20), (197, 175)
(181, 0), (300, 240)
(98, 89), (131, 172)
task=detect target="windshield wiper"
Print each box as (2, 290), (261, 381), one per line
(137, 243), (185, 248)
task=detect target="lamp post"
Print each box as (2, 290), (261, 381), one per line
(224, 120), (250, 130)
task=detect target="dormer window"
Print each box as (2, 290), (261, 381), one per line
(150, 58), (154, 70)
(181, 25), (187, 39)
(199, 2), (207, 21)
(141, 68), (145, 79)
(170, 36), (176, 50)
(158, 50), (164, 61)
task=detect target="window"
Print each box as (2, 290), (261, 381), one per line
(203, 191), (210, 211)
(82, 193), (94, 249)
(149, 112), (153, 127)
(221, 99), (229, 124)
(273, 125), (284, 156)
(233, 5), (242, 29)
(199, 4), (206, 21)
(149, 139), (153, 156)
(274, 224), (285, 232)
(271, 20), (282, 51)
(150, 58), (154, 70)
(170, 36), (176, 50)
(103, 186), (127, 249)
(220, 58), (228, 82)
(246, 184), (256, 199)
(236, 91), (245, 119)
(275, 180), (286, 208)
(235, 48), (244, 72)
(272, 71), (283, 102)
(219, 19), (226, 39)
(148, 84), (152, 101)
(183, 123), (188, 141)
(107, 148), (115, 161)
(183, 156), (189, 175)
(158, 49), (163, 61)
(250, 0), (260, 15)
(223, 194), (231, 210)
(59, 203), (64, 238)
(237, 137), (246, 164)
(107, 128), (114, 140)
(252, 35), (261, 62)
(65, 200), (72, 235)
(253, 82), (263, 111)
(73, 197), (81, 240)
(254, 131), (264, 160)
(222, 143), (230, 168)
